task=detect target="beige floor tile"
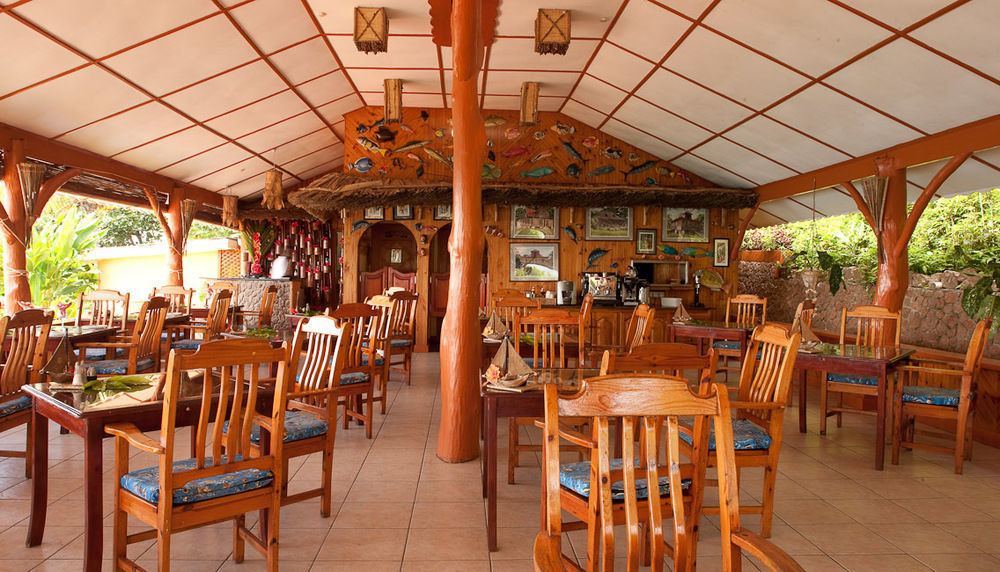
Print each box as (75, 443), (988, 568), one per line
(415, 478), (483, 503)
(794, 523), (900, 554)
(403, 527), (488, 561)
(0, 560), (45, 572)
(409, 502), (484, 529)
(914, 553), (1000, 571)
(938, 523), (1000, 553)
(243, 528), (331, 562)
(832, 553), (931, 570)
(348, 479), (418, 503)
(828, 498), (926, 524)
(308, 562), (400, 571)
(401, 560), (490, 571)
(893, 498), (994, 523)
(4, 526), (84, 560)
(854, 477), (945, 499)
(867, 523), (981, 554)
(489, 560), (535, 572)
(781, 554), (844, 571)
(796, 478), (882, 500)
(771, 499), (855, 525)
(316, 528), (408, 561)
(333, 502), (414, 529)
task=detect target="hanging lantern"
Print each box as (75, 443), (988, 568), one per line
(18, 162), (46, 233)
(520, 82), (539, 126)
(535, 9), (570, 55)
(262, 168), (284, 210)
(354, 7), (388, 54)
(222, 195), (239, 228)
(384, 78), (402, 123)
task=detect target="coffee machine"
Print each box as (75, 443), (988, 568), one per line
(581, 272), (620, 305)
(620, 265), (648, 306)
(556, 280), (576, 305)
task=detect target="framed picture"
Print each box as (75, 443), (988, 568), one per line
(510, 243), (559, 282)
(636, 228), (656, 254)
(714, 238), (730, 267)
(393, 205), (413, 220)
(585, 207), (633, 241)
(390, 248), (403, 264)
(434, 204), (453, 220)
(510, 205), (558, 239)
(661, 207), (708, 242)
(364, 206), (384, 220)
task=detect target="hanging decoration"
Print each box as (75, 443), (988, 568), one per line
(860, 173), (888, 262)
(222, 195), (239, 228)
(520, 82), (539, 126)
(535, 9), (571, 55)
(262, 168), (284, 210)
(384, 78), (403, 123)
(240, 220), (277, 277)
(354, 7), (388, 53)
(180, 199), (200, 252)
(17, 162), (46, 241)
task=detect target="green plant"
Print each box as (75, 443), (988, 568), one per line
(780, 250), (847, 296)
(961, 260), (1000, 335)
(26, 207), (105, 308)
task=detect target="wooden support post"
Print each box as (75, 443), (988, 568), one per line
(165, 188), (185, 286)
(438, 0), (485, 463)
(1, 138), (30, 311)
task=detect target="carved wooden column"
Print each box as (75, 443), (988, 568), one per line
(438, 0), (485, 462)
(165, 188), (185, 286)
(1, 138), (30, 311)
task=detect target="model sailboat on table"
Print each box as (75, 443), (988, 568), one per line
(481, 310), (510, 340)
(483, 332), (536, 391)
(40, 335), (76, 384)
(672, 302), (693, 323)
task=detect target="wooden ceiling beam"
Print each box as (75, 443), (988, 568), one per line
(756, 114), (1000, 203)
(0, 122), (223, 207)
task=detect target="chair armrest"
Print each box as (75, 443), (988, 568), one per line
(252, 413), (275, 433)
(531, 419), (596, 448)
(729, 400), (786, 411)
(731, 528), (805, 572)
(533, 532), (565, 572)
(909, 356), (961, 368)
(105, 423), (164, 454)
(74, 342), (136, 349)
(897, 365), (966, 377)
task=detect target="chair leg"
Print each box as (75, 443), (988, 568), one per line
(507, 420), (519, 485)
(321, 445), (333, 517)
(267, 498), (281, 571)
(892, 398), (903, 466)
(819, 380), (828, 435)
(113, 501), (127, 570)
(405, 350), (412, 385)
(760, 460), (777, 538)
(157, 529), (171, 572)
(24, 415), (32, 479)
(954, 414), (968, 475)
(365, 391), (374, 439)
(233, 515), (246, 563)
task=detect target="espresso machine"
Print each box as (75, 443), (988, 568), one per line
(556, 280), (576, 305)
(620, 266), (649, 306)
(581, 272), (620, 305)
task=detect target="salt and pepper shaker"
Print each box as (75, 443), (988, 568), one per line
(73, 361), (87, 386)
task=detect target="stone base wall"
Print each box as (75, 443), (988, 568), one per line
(230, 278), (293, 331)
(738, 261), (998, 359)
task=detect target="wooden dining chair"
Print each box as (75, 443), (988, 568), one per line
(234, 315), (351, 516)
(893, 319), (992, 474)
(534, 374), (805, 571)
(383, 290), (418, 385)
(494, 294), (540, 331)
(0, 309), (53, 477)
(169, 289), (233, 352)
(714, 294), (767, 379)
(235, 284), (279, 329)
(792, 300), (816, 329)
(153, 285), (194, 314)
(106, 338), (288, 571)
(76, 289), (130, 359)
(679, 324), (801, 539)
(601, 342), (717, 384)
(821, 305), (901, 434)
(587, 303), (656, 365)
(75, 296), (169, 376)
(326, 303), (380, 438)
(563, 293), (594, 367)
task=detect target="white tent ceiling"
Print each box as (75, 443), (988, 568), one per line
(0, 0), (997, 222)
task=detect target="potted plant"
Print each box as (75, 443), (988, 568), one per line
(780, 250), (846, 299)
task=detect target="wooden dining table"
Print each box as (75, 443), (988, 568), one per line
(795, 342), (915, 470)
(44, 324), (119, 353)
(668, 319), (754, 358)
(23, 373), (273, 572)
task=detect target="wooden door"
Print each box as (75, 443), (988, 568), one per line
(387, 267), (416, 292)
(360, 270), (386, 301)
(430, 273), (487, 317)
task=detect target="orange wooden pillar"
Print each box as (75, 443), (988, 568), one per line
(438, 0), (485, 462)
(165, 187), (185, 286)
(1, 138), (31, 312)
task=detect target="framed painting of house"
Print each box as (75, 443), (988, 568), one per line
(510, 243), (559, 282)
(585, 207), (633, 241)
(661, 207), (708, 243)
(510, 206), (558, 239)
(364, 206), (384, 220)
(434, 204), (453, 220)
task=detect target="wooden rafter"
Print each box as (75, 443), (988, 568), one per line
(894, 152), (970, 257)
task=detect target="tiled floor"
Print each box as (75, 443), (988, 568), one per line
(2, 353), (1000, 570)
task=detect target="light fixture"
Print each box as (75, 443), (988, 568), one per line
(354, 7), (388, 54)
(520, 82), (539, 126)
(222, 187), (239, 229)
(535, 9), (570, 55)
(17, 162), (46, 233)
(384, 78), (402, 123)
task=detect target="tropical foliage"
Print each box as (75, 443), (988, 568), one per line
(26, 206), (105, 308)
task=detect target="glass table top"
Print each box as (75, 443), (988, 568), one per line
(24, 371), (207, 417)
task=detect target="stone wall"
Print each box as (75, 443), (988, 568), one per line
(230, 278), (293, 331)
(738, 260), (999, 359)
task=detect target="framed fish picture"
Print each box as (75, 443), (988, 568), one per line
(510, 243), (559, 282)
(434, 204), (453, 221)
(586, 207), (633, 241)
(364, 206), (384, 220)
(661, 207), (708, 243)
(636, 229), (656, 254)
(510, 206), (558, 240)
(393, 205), (413, 220)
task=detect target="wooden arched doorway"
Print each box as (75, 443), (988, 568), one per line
(427, 223), (487, 348)
(358, 222), (417, 300)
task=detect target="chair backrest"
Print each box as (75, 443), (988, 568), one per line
(962, 318), (992, 375)
(257, 285), (279, 328)
(792, 300), (816, 328)
(153, 285), (194, 314)
(520, 309), (578, 369)
(159, 339), (288, 508)
(725, 294), (767, 327)
(736, 325), (802, 425)
(326, 303), (379, 374)
(387, 290), (418, 339)
(537, 374), (725, 570)
(577, 293), (594, 348)
(208, 281), (240, 305)
(127, 297), (170, 365)
(840, 305), (901, 348)
(0, 309), (53, 397)
(601, 342), (717, 383)
(75, 289), (129, 331)
(622, 304), (655, 352)
(204, 289), (234, 338)
(496, 295), (540, 332)
(286, 315), (351, 419)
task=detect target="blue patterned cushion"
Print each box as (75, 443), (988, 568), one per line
(713, 340), (741, 350)
(171, 338), (204, 350)
(84, 347), (126, 360)
(122, 456), (272, 505)
(223, 411), (328, 444)
(341, 371), (369, 386)
(390, 339), (411, 348)
(826, 372), (878, 386)
(678, 418), (772, 451)
(89, 358), (155, 375)
(560, 458), (690, 500)
(0, 396), (31, 418)
(902, 386), (961, 407)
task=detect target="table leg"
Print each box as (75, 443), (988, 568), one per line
(875, 368), (887, 470)
(484, 397), (498, 552)
(798, 368), (807, 433)
(26, 408), (48, 547)
(83, 423), (104, 572)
